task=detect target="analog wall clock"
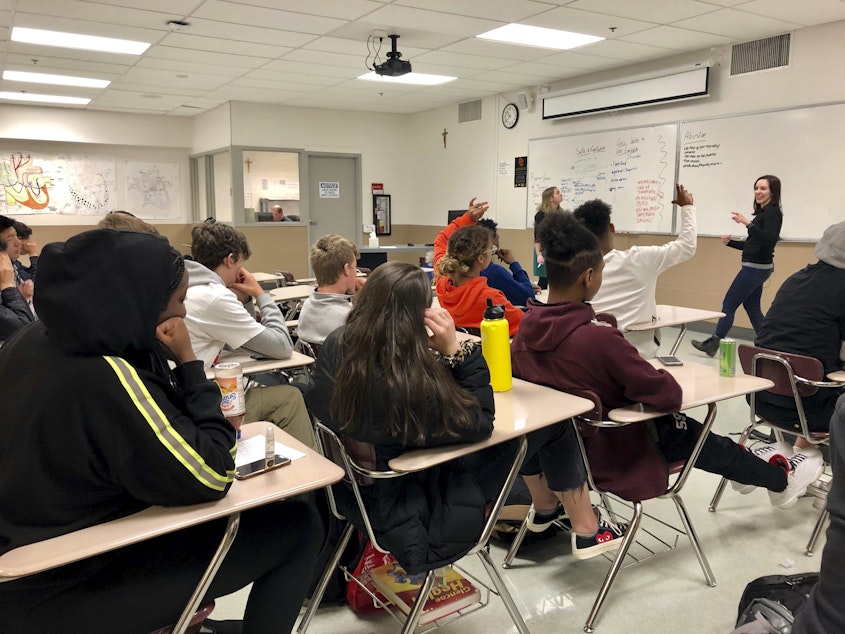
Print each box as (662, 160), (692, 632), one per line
(502, 103), (519, 129)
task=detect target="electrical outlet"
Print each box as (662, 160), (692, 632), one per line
(363, 223), (375, 234)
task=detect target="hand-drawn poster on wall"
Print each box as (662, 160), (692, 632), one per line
(527, 124), (678, 233)
(125, 162), (180, 219)
(0, 153), (117, 215)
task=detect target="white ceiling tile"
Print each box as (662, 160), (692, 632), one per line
(223, 0), (384, 21)
(531, 50), (622, 70)
(259, 58), (356, 78)
(280, 49), (368, 71)
(119, 67), (233, 90)
(240, 68), (343, 86)
(326, 22), (464, 49)
(193, 1), (345, 35)
(439, 38), (563, 61)
(7, 41), (146, 66)
(574, 38), (676, 61)
(77, 0), (199, 12)
(176, 18), (317, 48)
(146, 46), (270, 70)
(521, 6), (658, 38)
(17, 0), (179, 31)
(621, 25), (735, 50)
(106, 81), (209, 97)
(228, 77), (318, 93)
(413, 50), (515, 71)
(3, 52), (130, 74)
(567, 0), (720, 24)
(136, 56), (246, 78)
(91, 90), (190, 108)
(393, 0), (554, 23)
(674, 8), (801, 39)
(362, 4), (503, 37)
(497, 61), (585, 81)
(158, 32), (280, 58)
(734, 0), (845, 27)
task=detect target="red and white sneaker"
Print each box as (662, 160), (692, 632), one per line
(768, 448), (825, 510)
(732, 441), (793, 494)
(572, 518), (627, 560)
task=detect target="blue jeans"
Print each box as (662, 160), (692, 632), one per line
(714, 265), (772, 338)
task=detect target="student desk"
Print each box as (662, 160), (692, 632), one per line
(269, 285), (314, 302)
(358, 244), (431, 270)
(625, 305), (726, 356)
(0, 425), (343, 634)
(252, 271), (285, 283)
(206, 350), (315, 380)
(608, 359), (774, 424)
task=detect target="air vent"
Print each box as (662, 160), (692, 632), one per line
(731, 33), (790, 76)
(458, 99), (482, 123)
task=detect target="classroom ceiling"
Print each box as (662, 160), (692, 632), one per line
(1, 0), (845, 117)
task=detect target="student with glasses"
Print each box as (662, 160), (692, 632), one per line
(433, 198), (523, 335)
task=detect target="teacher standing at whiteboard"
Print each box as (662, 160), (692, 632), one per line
(534, 186), (563, 290)
(693, 175), (783, 357)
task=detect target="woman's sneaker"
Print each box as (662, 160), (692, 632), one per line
(768, 449), (825, 509)
(527, 503), (568, 532)
(732, 441), (793, 494)
(572, 519), (627, 560)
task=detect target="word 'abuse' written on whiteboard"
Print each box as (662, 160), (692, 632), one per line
(527, 124), (678, 233)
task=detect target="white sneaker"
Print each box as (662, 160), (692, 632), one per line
(731, 441), (793, 494)
(769, 449), (825, 510)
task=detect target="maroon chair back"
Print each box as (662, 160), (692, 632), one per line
(572, 389), (670, 502)
(738, 345), (824, 398)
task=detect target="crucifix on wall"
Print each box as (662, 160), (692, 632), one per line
(442, 128), (448, 149)
(244, 158), (253, 173)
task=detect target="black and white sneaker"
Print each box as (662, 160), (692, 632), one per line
(526, 503), (568, 532)
(769, 449), (824, 510)
(572, 518), (627, 560)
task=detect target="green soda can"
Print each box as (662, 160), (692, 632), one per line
(719, 338), (736, 377)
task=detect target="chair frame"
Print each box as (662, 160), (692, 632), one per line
(708, 344), (840, 556)
(298, 422), (530, 634)
(501, 390), (717, 633)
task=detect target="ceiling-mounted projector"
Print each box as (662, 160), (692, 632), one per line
(374, 34), (412, 77)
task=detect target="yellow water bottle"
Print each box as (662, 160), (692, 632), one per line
(481, 298), (512, 392)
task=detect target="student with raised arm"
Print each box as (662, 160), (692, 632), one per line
(513, 212), (821, 512)
(574, 184), (697, 358)
(434, 198), (523, 335)
(0, 230), (321, 633)
(693, 175), (783, 356)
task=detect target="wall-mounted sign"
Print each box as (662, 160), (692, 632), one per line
(319, 181), (340, 198)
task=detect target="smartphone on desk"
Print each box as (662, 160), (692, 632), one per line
(656, 355), (684, 367)
(236, 454), (291, 479)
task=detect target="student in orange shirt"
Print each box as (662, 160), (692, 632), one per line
(433, 198), (523, 335)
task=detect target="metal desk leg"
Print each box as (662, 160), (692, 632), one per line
(669, 324), (687, 356)
(172, 513), (241, 634)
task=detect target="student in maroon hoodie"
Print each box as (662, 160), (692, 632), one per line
(512, 212), (822, 511)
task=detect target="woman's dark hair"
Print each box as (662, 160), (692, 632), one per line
(538, 211), (603, 288)
(331, 261), (479, 445)
(753, 175), (782, 215)
(436, 225), (491, 281)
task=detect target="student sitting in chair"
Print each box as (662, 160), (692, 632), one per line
(748, 220), (845, 473)
(184, 222), (315, 448)
(477, 218), (537, 306)
(297, 233), (365, 349)
(573, 184), (697, 358)
(0, 237), (34, 341)
(306, 261), (625, 565)
(511, 212), (821, 511)
(434, 198), (523, 335)
(0, 229), (321, 633)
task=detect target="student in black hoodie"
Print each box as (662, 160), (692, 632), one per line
(693, 175), (783, 356)
(0, 229), (321, 634)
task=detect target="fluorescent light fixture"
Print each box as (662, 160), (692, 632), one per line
(3, 70), (110, 88)
(357, 71), (456, 86)
(11, 27), (150, 55)
(476, 24), (604, 50)
(0, 91), (91, 105)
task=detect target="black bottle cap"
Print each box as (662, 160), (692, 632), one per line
(484, 297), (505, 320)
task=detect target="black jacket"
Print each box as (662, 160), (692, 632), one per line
(306, 328), (495, 574)
(0, 286), (33, 341)
(726, 203), (782, 265)
(0, 230), (236, 557)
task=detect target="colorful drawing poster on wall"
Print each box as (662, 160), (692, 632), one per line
(0, 152), (117, 215)
(126, 162), (180, 219)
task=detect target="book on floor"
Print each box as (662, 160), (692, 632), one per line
(369, 563), (480, 624)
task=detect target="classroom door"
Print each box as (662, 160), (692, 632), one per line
(307, 154), (360, 247)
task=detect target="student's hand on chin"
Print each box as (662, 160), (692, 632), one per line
(156, 317), (197, 364)
(424, 307), (459, 356)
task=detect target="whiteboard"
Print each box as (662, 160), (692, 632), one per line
(527, 124), (678, 233)
(679, 104), (844, 240)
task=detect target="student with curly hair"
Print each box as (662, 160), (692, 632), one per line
(433, 198), (522, 335)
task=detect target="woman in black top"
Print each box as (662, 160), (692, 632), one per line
(534, 186), (563, 290)
(693, 175), (783, 356)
